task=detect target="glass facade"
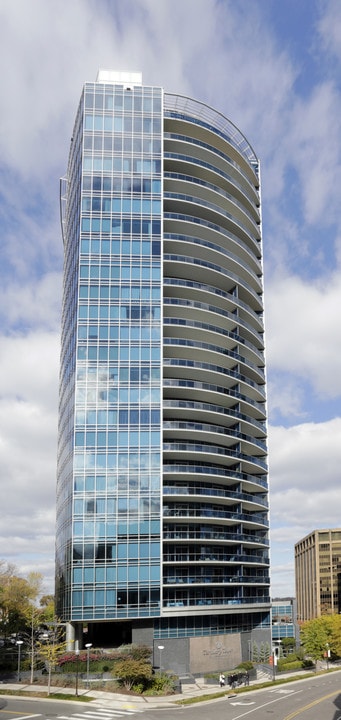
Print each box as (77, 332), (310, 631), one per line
(57, 77), (163, 621)
(272, 601), (296, 640)
(56, 72), (270, 656)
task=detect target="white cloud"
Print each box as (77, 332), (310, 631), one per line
(269, 419), (341, 493)
(270, 561), (295, 599)
(0, 331), (59, 409)
(0, 273), (62, 332)
(0, 331), (58, 588)
(268, 418), (341, 595)
(267, 375), (307, 420)
(0, 0), (296, 181)
(317, 0), (341, 63)
(0, 0), (112, 180)
(286, 82), (341, 226)
(266, 272), (341, 400)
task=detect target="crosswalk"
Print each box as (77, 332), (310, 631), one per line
(56, 708), (143, 720)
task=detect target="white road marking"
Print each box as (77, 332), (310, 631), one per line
(230, 689), (303, 719)
(56, 711), (141, 720)
(10, 716), (41, 720)
(269, 688), (297, 694)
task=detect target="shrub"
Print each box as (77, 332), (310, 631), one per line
(130, 644), (152, 661)
(21, 658), (32, 670)
(277, 660), (304, 671)
(42, 674), (71, 688)
(132, 682), (144, 694)
(143, 673), (176, 695)
(57, 654), (116, 673)
(99, 680), (119, 692)
(113, 658), (153, 691)
(55, 645), (152, 680)
(236, 661), (254, 671)
(284, 653), (300, 663)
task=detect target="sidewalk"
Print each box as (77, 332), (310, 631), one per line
(1, 680), (213, 710)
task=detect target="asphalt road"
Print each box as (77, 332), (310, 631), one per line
(166, 673), (341, 720)
(0, 696), (95, 719)
(1, 673), (341, 720)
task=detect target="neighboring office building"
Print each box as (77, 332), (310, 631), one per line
(295, 529), (341, 623)
(55, 70), (270, 675)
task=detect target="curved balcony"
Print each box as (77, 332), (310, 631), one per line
(163, 359), (266, 406)
(163, 277), (265, 346)
(164, 171), (260, 226)
(164, 190), (261, 259)
(163, 249), (262, 310)
(163, 526), (270, 548)
(163, 399), (266, 436)
(163, 440), (268, 473)
(163, 503), (269, 529)
(163, 115), (259, 195)
(163, 595), (271, 610)
(163, 421), (267, 456)
(164, 319), (264, 372)
(161, 93), (269, 616)
(163, 379), (266, 421)
(164, 151), (259, 211)
(163, 337), (265, 386)
(163, 548), (269, 563)
(164, 93), (259, 165)
(163, 574), (270, 586)
(163, 483), (268, 509)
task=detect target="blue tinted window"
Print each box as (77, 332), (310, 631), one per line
(84, 590), (94, 606)
(128, 566), (138, 582)
(118, 567), (127, 582)
(72, 591), (82, 606)
(150, 566), (160, 581)
(84, 567), (94, 583)
(73, 568), (82, 583)
(95, 567), (105, 582)
(139, 566), (149, 581)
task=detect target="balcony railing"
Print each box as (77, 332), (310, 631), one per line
(163, 484), (268, 508)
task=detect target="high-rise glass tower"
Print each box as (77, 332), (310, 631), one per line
(56, 71), (270, 674)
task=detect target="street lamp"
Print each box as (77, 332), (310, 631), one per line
(75, 642), (80, 696)
(272, 640), (281, 682)
(85, 643), (92, 687)
(16, 640), (23, 683)
(42, 632), (53, 695)
(157, 645), (164, 676)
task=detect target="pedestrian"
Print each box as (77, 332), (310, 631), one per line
(219, 673), (226, 687)
(230, 673), (237, 688)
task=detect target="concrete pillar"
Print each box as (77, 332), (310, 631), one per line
(66, 622), (75, 652)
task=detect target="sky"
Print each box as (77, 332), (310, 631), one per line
(0, 0), (340, 600)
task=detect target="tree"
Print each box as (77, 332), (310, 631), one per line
(300, 614), (341, 666)
(0, 562), (55, 684)
(37, 630), (67, 695)
(113, 658), (153, 691)
(22, 605), (44, 684)
(281, 637), (296, 653)
(0, 562), (43, 636)
(39, 596), (55, 626)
